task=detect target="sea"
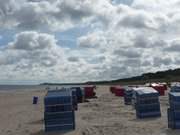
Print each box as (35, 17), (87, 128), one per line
(0, 85), (86, 91)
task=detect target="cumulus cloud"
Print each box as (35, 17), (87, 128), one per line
(74, 0), (180, 81)
(0, 0), (96, 31)
(118, 10), (158, 30)
(77, 31), (106, 48)
(133, 35), (151, 48)
(9, 31), (57, 50)
(113, 48), (141, 58)
(153, 57), (173, 67)
(0, 31), (105, 83)
(0, 31), (63, 68)
(164, 39), (180, 52)
(1, 0), (180, 84)
(68, 56), (79, 62)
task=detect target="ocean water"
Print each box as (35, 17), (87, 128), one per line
(0, 85), (87, 91)
(0, 85), (47, 91)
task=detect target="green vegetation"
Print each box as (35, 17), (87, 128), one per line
(41, 68), (180, 85)
(87, 68), (180, 85)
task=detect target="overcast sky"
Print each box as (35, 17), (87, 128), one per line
(0, 0), (180, 84)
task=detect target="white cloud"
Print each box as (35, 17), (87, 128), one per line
(0, 0), (108, 31)
(74, 0), (180, 80)
(1, 0), (180, 84)
(164, 39), (180, 52)
(0, 31), (108, 83)
(9, 31), (58, 50)
(0, 31), (66, 82)
(77, 31), (107, 48)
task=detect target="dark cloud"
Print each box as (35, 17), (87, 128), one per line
(153, 57), (172, 67)
(141, 60), (151, 67)
(123, 58), (141, 67)
(133, 35), (151, 48)
(54, 1), (93, 22)
(164, 40), (180, 52)
(113, 49), (141, 58)
(0, 0), (17, 15)
(68, 56), (79, 62)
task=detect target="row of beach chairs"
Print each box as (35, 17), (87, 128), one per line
(44, 86), (96, 132)
(110, 85), (180, 129)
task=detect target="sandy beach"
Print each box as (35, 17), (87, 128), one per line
(0, 86), (179, 135)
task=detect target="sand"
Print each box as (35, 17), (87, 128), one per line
(0, 86), (179, 135)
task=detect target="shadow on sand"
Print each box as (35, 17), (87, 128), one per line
(28, 119), (44, 125)
(31, 129), (73, 135)
(131, 117), (161, 122)
(164, 128), (180, 135)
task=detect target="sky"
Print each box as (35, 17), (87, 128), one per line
(0, 0), (180, 84)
